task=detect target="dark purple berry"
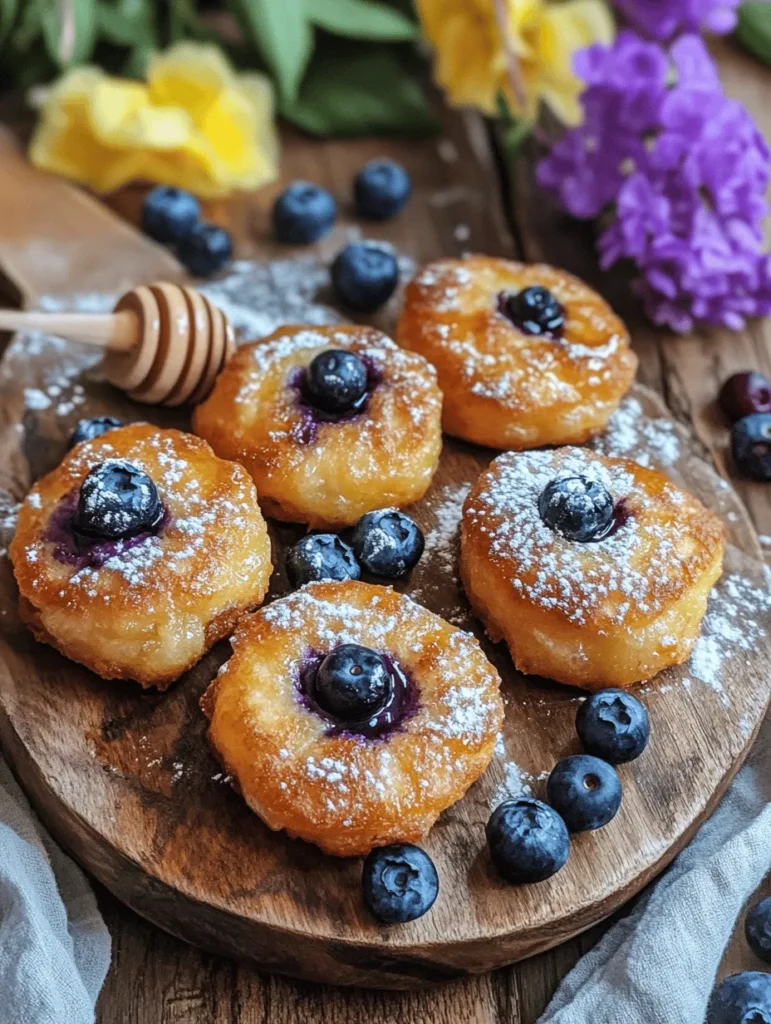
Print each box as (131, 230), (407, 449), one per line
(67, 417), (123, 450)
(286, 534), (361, 588)
(273, 182), (337, 244)
(354, 160), (411, 220)
(546, 755), (622, 833)
(719, 371), (771, 422)
(539, 475), (614, 543)
(746, 898), (771, 964)
(732, 413), (771, 480)
(352, 510), (424, 578)
(707, 972), (771, 1023)
(500, 285), (565, 337)
(576, 690), (650, 765)
(314, 644), (392, 723)
(331, 242), (399, 312)
(363, 844), (438, 923)
(305, 350), (368, 415)
(142, 186), (200, 244)
(74, 461), (162, 541)
(177, 223), (232, 277)
(486, 798), (570, 883)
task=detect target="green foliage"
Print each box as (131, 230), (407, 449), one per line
(0, 0), (433, 137)
(736, 2), (771, 66)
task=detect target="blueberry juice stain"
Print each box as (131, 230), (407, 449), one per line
(45, 490), (168, 570)
(287, 359), (382, 446)
(297, 650), (419, 740)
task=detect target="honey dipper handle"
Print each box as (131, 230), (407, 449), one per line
(0, 309), (139, 353)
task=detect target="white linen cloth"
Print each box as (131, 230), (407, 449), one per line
(539, 716), (771, 1023)
(0, 756), (110, 1024)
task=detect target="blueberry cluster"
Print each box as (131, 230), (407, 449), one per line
(272, 159), (411, 313)
(486, 689), (650, 885)
(286, 508), (424, 587)
(704, 897), (771, 1020)
(141, 186), (232, 278)
(719, 370), (771, 481)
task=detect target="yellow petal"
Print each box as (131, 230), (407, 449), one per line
(148, 42), (234, 126)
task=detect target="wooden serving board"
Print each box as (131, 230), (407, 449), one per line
(0, 126), (769, 992)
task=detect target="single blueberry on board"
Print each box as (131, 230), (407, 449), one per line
(305, 349), (368, 415)
(331, 242), (399, 312)
(177, 223), (232, 277)
(732, 413), (771, 480)
(286, 534), (361, 588)
(141, 186), (201, 244)
(576, 689), (650, 765)
(351, 509), (424, 578)
(74, 461), (162, 541)
(719, 371), (771, 422)
(539, 474), (615, 543)
(314, 644), (393, 723)
(707, 972), (771, 1024)
(354, 159), (412, 220)
(362, 843), (439, 923)
(273, 182), (337, 244)
(67, 416), (124, 450)
(486, 798), (570, 884)
(546, 754), (622, 833)
(501, 285), (565, 337)
(746, 898), (771, 964)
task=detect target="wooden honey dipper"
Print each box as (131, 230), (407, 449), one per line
(0, 282), (235, 407)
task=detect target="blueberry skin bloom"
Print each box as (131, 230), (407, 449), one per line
(331, 242), (399, 312)
(67, 416), (124, 450)
(707, 972), (771, 1024)
(314, 644), (392, 722)
(486, 798), (570, 884)
(74, 461), (162, 541)
(305, 350), (368, 415)
(746, 898), (771, 964)
(501, 285), (565, 337)
(177, 223), (232, 277)
(362, 843), (439, 923)
(273, 182), (337, 244)
(352, 510), (424, 578)
(538, 474), (615, 543)
(546, 755), (622, 833)
(286, 534), (361, 588)
(731, 413), (771, 480)
(354, 159), (412, 220)
(142, 186), (200, 244)
(576, 689), (650, 765)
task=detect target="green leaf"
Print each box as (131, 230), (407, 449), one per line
(736, 2), (771, 65)
(306, 0), (418, 41)
(0, 0), (19, 48)
(230, 0), (312, 105)
(95, 0), (151, 47)
(42, 0), (97, 66)
(284, 43), (435, 137)
(12, 0), (45, 52)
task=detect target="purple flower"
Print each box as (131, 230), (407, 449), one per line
(538, 33), (771, 332)
(613, 0), (740, 40)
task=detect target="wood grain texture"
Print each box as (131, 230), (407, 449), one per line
(0, 38), (767, 1023)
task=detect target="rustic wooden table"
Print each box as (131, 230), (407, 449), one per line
(0, 38), (769, 1024)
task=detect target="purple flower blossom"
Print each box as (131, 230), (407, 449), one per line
(537, 33), (771, 332)
(613, 0), (740, 41)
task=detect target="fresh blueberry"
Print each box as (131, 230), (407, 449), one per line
(273, 182), (337, 244)
(546, 755), (622, 833)
(707, 972), (771, 1024)
(314, 644), (392, 723)
(362, 843), (439, 923)
(354, 159), (412, 220)
(719, 371), (771, 422)
(286, 534), (361, 588)
(486, 798), (570, 884)
(576, 689), (650, 765)
(539, 474), (615, 543)
(500, 285), (565, 337)
(305, 349), (368, 415)
(331, 242), (399, 312)
(351, 509), (424, 578)
(177, 223), (232, 277)
(67, 416), (124, 450)
(141, 186), (200, 244)
(74, 461), (162, 541)
(732, 413), (771, 480)
(746, 898), (771, 964)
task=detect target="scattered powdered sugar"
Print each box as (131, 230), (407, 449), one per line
(686, 571), (771, 705)
(490, 763), (551, 810)
(594, 396), (680, 468)
(421, 482), (471, 575)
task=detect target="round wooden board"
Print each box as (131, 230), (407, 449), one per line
(0, 290), (769, 990)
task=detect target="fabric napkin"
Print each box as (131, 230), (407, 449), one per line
(539, 712), (771, 1023)
(0, 756), (110, 1024)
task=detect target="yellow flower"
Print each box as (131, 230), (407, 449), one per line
(416, 0), (614, 125)
(29, 43), (279, 198)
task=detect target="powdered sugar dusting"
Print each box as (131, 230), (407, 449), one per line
(594, 395), (680, 468)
